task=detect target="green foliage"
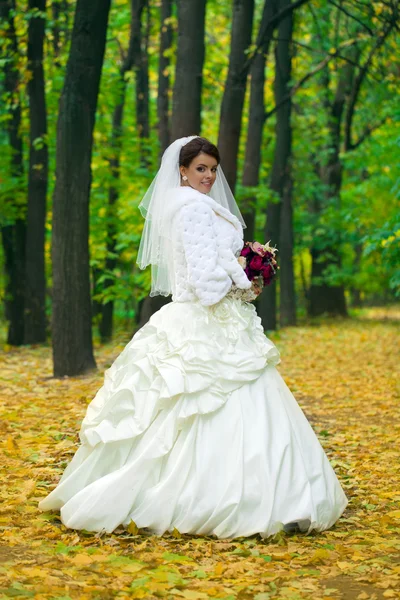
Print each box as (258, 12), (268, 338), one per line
(0, 0), (398, 334)
(364, 217), (400, 296)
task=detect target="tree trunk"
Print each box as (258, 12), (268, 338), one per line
(98, 0), (138, 342)
(132, 0), (150, 166)
(52, 0), (111, 376)
(279, 171), (296, 326)
(137, 0), (177, 329)
(99, 109), (120, 342)
(350, 243), (363, 308)
(171, 0), (206, 139)
(309, 247), (347, 316)
(157, 0), (173, 154)
(24, 0), (48, 344)
(51, 0), (69, 61)
(241, 0), (276, 242)
(308, 62), (354, 318)
(217, 0), (255, 192)
(52, 1), (61, 61)
(135, 295), (171, 333)
(241, 45), (265, 243)
(259, 0), (295, 330)
(276, 0), (295, 327)
(138, 0), (206, 327)
(259, 201), (280, 330)
(2, 223), (26, 346)
(0, 0), (26, 346)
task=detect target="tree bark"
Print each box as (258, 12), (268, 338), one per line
(157, 0), (173, 154)
(51, 0), (69, 62)
(258, 200), (280, 330)
(241, 0), (276, 242)
(2, 223), (26, 346)
(276, 0), (295, 327)
(137, 0), (177, 329)
(308, 61), (354, 318)
(308, 10), (397, 317)
(219, 0), (310, 193)
(99, 109), (122, 343)
(52, 1), (61, 59)
(259, 0), (295, 330)
(24, 0), (48, 344)
(98, 0), (138, 342)
(0, 0), (26, 346)
(52, 0), (111, 376)
(171, 0), (206, 139)
(132, 0), (150, 166)
(135, 295), (171, 333)
(217, 0), (255, 192)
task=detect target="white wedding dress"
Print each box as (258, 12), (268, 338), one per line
(39, 296), (348, 538)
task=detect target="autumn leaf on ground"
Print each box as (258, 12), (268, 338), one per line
(1, 309), (399, 599)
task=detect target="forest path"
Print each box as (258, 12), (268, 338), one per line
(0, 307), (399, 600)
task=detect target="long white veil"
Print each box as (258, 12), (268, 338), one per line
(136, 135), (246, 297)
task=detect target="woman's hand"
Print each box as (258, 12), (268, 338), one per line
(226, 276), (263, 302)
(251, 277), (263, 298)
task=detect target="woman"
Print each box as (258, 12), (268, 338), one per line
(38, 136), (348, 538)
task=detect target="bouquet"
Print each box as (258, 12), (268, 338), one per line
(227, 241), (278, 302)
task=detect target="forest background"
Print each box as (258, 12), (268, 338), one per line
(0, 0), (399, 377)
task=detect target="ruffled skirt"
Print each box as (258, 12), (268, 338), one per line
(38, 298), (348, 538)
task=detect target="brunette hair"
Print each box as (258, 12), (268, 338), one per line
(179, 137), (220, 168)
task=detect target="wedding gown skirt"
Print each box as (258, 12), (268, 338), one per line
(39, 297), (348, 538)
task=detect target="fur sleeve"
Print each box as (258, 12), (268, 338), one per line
(218, 245), (252, 290)
(179, 202), (232, 306)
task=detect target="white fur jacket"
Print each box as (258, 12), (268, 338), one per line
(169, 187), (251, 306)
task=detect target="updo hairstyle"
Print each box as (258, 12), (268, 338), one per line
(179, 137), (220, 168)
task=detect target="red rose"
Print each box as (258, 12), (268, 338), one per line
(261, 264), (274, 280)
(240, 245), (252, 257)
(244, 266), (257, 281)
(249, 255), (264, 271)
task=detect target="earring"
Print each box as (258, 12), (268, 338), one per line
(182, 175), (188, 181)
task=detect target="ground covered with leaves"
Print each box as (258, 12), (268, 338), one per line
(1, 307), (399, 600)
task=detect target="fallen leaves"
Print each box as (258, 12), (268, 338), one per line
(0, 309), (400, 599)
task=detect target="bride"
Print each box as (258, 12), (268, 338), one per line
(38, 136), (348, 538)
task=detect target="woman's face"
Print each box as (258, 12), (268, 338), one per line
(180, 152), (218, 194)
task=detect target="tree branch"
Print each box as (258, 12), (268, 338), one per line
(327, 0), (374, 35)
(344, 5), (398, 150)
(350, 116), (388, 150)
(273, 34), (363, 67)
(242, 0), (310, 75)
(264, 39), (359, 121)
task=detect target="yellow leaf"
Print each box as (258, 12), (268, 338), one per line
(172, 526), (182, 538)
(127, 520), (139, 534)
(383, 592), (397, 598)
(6, 436), (20, 454)
(21, 567), (47, 578)
(15, 479), (36, 503)
(311, 548), (331, 562)
(121, 563), (146, 574)
(171, 591), (208, 600)
(214, 562), (224, 576)
(337, 561), (353, 570)
(130, 590), (150, 599)
(70, 554), (94, 566)
(387, 510), (400, 518)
